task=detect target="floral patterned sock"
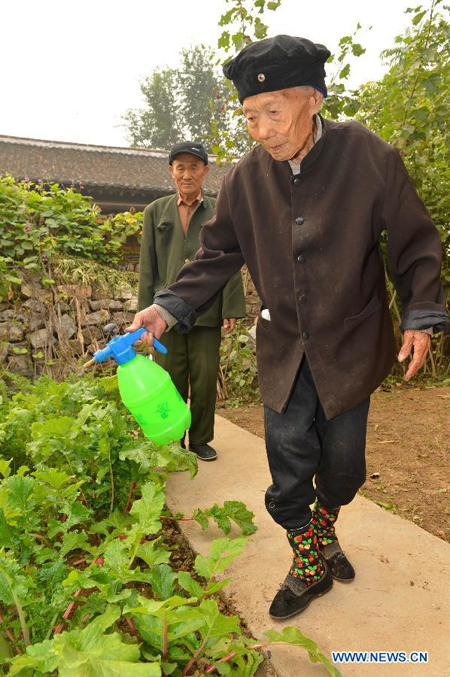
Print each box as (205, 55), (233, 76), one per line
(311, 499), (340, 548)
(287, 523), (325, 585)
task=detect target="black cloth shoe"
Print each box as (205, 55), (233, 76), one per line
(189, 443), (217, 462)
(319, 541), (355, 582)
(269, 567), (333, 620)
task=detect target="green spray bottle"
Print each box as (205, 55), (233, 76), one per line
(92, 328), (191, 445)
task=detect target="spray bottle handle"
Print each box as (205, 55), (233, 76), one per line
(130, 327), (168, 354)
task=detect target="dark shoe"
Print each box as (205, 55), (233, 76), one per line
(189, 443), (217, 462)
(320, 541), (355, 582)
(269, 568), (333, 620)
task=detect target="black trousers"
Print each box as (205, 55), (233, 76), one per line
(264, 358), (370, 531)
(155, 326), (221, 445)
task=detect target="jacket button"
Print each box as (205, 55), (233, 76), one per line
(297, 254), (306, 263)
(302, 331), (310, 340)
(299, 294), (308, 303)
(184, 258), (190, 264)
(293, 176), (301, 187)
(268, 500), (276, 509)
(295, 216), (305, 225)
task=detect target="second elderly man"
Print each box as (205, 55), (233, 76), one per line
(137, 141), (245, 462)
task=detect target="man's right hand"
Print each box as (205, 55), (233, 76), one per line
(126, 305), (167, 349)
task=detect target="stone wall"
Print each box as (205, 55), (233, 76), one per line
(0, 269), (261, 380)
(0, 279), (138, 379)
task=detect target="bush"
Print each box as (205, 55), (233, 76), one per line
(0, 175), (143, 296)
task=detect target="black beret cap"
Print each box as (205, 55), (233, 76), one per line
(169, 141), (208, 165)
(223, 35), (331, 104)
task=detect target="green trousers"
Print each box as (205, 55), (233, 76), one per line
(155, 326), (221, 445)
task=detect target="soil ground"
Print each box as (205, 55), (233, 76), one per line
(218, 385), (450, 542)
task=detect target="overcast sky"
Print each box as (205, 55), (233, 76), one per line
(1, 0), (417, 147)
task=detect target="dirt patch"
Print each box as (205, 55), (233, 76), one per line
(218, 386), (450, 542)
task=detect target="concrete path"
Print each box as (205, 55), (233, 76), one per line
(166, 416), (450, 677)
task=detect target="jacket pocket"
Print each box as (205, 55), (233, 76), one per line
(156, 220), (174, 231)
(344, 295), (381, 330)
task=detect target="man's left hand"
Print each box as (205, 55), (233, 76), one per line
(398, 329), (431, 381)
(222, 318), (237, 334)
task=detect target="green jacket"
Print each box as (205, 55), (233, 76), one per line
(138, 193), (245, 327)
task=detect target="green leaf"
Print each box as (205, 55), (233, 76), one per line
(22, 606), (162, 675)
(0, 509), (15, 546)
(351, 42), (365, 57)
(223, 501), (257, 535)
(196, 599), (240, 647)
(136, 538), (170, 568)
(0, 459), (12, 478)
(104, 539), (129, 571)
(33, 468), (72, 489)
(412, 9), (427, 25)
(148, 564), (176, 600)
(4, 475), (35, 514)
(194, 537), (247, 579)
(59, 530), (89, 557)
(264, 627), (342, 676)
(339, 63), (350, 80)
(129, 481), (165, 536)
(0, 634), (12, 659)
(124, 594), (196, 617)
(177, 571), (204, 599)
(193, 508), (209, 531)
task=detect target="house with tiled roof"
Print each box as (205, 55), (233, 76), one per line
(0, 135), (230, 213)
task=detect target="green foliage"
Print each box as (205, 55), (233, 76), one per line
(355, 1), (449, 284)
(220, 322), (259, 404)
(0, 174), (143, 297)
(194, 501), (257, 535)
(218, 0), (281, 53)
(0, 373), (336, 675)
(322, 23), (368, 120)
(122, 45), (236, 151)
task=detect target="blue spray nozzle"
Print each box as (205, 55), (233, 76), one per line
(93, 327), (168, 366)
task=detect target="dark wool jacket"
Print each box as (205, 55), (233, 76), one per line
(155, 117), (448, 419)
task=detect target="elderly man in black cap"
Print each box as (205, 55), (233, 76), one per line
(128, 36), (448, 619)
(136, 141), (245, 462)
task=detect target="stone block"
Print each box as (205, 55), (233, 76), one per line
(89, 299), (123, 311)
(29, 315), (46, 332)
(21, 282), (50, 302)
(23, 298), (47, 314)
(57, 284), (92, 300)
(0, 343), (8, 363)
(55, 300), (70, 313)
(124, 297), (138, 312)
(0, 310), (28, 323)
(6, 355), (33, 377)
(111, 311), (135, 326)
(68, 339), (84, 355)
(56, 314), (77, 339)
(29, 328), (54, 349)
(116, 286), (134, 300)
(0, 322), (24, 342)
(82, 326), (104, 343)
(83, 309), (110, 326)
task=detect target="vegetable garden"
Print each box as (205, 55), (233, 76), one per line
(0, 373), (340, 676)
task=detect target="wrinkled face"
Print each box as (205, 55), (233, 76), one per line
(169, 153), (209, 198)
(243, 87), (321, 161)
